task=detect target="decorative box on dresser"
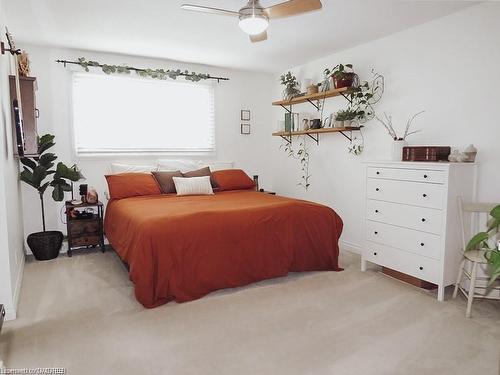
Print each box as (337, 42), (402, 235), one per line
(361, 161), (477, 301)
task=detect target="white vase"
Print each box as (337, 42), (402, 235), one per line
(391, 140), (407, 161)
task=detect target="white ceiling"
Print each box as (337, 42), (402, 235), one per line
(4, 0), (478, 73)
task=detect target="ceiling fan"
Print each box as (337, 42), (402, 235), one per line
(181, 0), (322, 43)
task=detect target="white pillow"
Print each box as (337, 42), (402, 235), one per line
(110, 163), (156, 174)
(172, 176), (214, 196)
(198, 161), (233, 171)
(157, 159), (199, 173)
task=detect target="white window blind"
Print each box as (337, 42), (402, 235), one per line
(72, 72), (215, 155)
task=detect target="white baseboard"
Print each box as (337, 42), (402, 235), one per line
(340, 240), (362, 255)
(4, 254), (25, 321)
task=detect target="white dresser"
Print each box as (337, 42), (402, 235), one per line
(361, 161), (477, 301)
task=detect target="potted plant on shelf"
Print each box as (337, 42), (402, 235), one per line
(335, 108), (359, 128)
(466, 205), (500, 285)
(331, 64), (358, 89)
(375, 111), (425, 161)
(280, 71), (301, 101)
(20, 134), (83, 261)
(321, 64), (358, 90)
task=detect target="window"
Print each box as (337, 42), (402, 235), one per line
(72, 72), (215, 155)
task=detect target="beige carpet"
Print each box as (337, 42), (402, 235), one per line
(1, 249), (499, 375)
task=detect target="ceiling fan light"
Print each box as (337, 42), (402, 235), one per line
(238, 15), (268, 35)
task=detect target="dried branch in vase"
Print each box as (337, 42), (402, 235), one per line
(375, 111), (425, 140)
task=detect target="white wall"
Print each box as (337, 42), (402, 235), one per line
(21, 45), (274, 244)
(0, 0), (26, 320)
(15, 2), (500, 263)
(270, 2), (500, 253)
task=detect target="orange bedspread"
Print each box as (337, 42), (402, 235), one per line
(104, 190), (343, 308)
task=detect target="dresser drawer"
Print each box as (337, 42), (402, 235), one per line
(367, 167), (445, 184)
(364, 241), (441, 283)
(367, 178), (445, 209)
(71, 235), (101, 247)
(366, 200), (442, 235)
(366, 220), (442, 260)
(69, 220), (100, 236)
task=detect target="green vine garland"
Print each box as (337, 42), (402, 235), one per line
(74, 57), (212, 82)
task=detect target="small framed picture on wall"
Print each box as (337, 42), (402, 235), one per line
(241, 110), (251, 121)
(241, 124), (251, 135)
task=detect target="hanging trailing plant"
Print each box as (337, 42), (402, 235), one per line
(58, 57), (225, 82)
(345, 70), (385, 123)
(281, 136), (311, 190)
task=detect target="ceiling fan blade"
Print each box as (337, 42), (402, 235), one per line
(181, 4), (239, 17)
(250, 31), (268, 43)
(264, 0), (322, 19)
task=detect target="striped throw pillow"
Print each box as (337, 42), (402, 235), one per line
(172, 176), (214, 196)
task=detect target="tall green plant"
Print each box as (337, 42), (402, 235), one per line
(19, 134), (83, 231)
(466, 205), (500, 285)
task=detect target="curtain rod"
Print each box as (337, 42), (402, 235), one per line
(55, 59), (230, 82)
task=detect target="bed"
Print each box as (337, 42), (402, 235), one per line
(104, 190), (343, 308)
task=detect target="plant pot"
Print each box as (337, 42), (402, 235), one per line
(392, 140), (408, 161)
(333, 72), (356, 89)
(334, 120), (344, 128)
(344, 119), (358, 128)
(306, 85), (319, 95)
(27, 231), (63, 261)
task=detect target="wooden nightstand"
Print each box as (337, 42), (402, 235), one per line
(65, 201), (105, 257)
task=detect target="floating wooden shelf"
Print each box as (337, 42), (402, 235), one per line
(272, 126), (363, 144)
(272, 126), (361, 137)
(272, 87), (356, 108)
(272, 86), (362, 145)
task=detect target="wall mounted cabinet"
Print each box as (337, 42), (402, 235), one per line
(9, 76), (38, 157)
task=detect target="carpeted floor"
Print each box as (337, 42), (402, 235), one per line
(1, 249), (499, 375)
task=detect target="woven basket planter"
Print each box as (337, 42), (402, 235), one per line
(27, 231), (63, 261)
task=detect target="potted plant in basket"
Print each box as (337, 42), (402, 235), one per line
(20, 134), (83, 260)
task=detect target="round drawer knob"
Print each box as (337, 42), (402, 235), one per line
(424, 174), (428, 179)
(421, 218), (426, 222)
(374, 231), (378, 235)
(419, 266), (424, 271)
(374, 252), (378, 256)
(420, 243), (425, 247)
(376, 171), (380, 175)
(422, 193), (427, 198)
(375, 188), (380, 192)
(375, 210), (379, 213)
